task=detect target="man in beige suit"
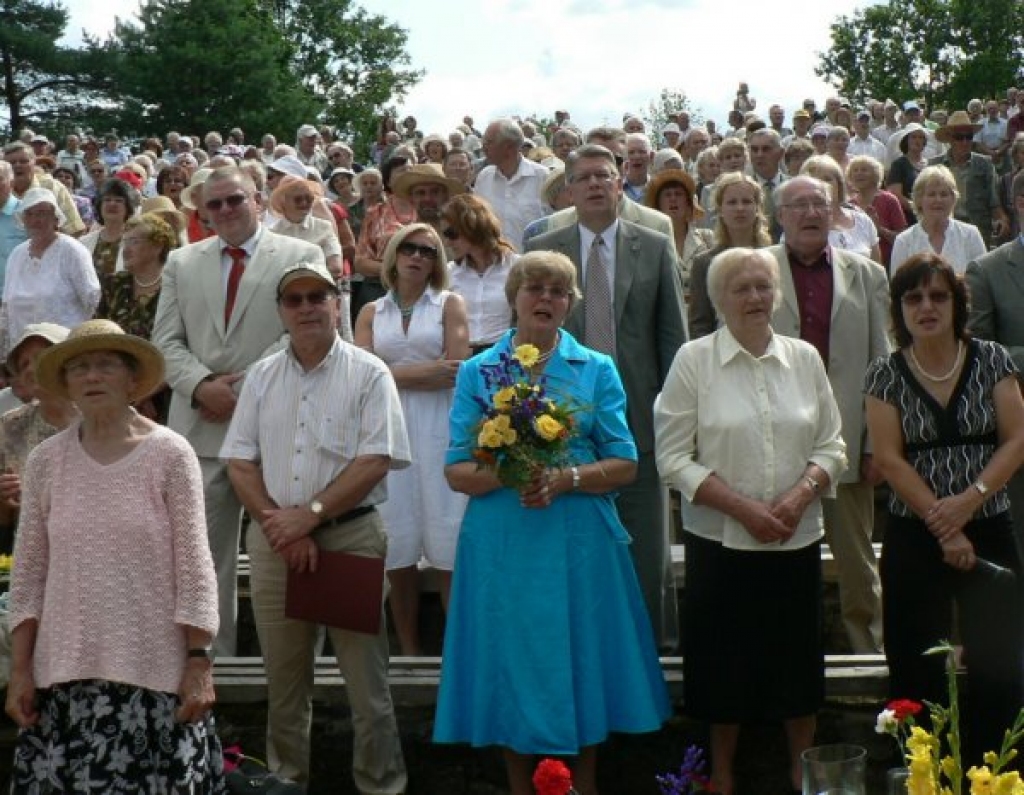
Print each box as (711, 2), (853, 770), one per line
(770, 175), (891, 654)
(152, 166), (324, 655)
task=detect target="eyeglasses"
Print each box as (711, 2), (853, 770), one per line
(397, 242), (439, 260)
(204, 193), (248, 212)
(781, 199), (830, 214)
(901, 289), (952, 306)
(521, 283), (570, 299)
(64, 356), (127, 379)
(279, 290), (333, 308)
(441, 228), (459, 241)
(951, 133), (975, 142)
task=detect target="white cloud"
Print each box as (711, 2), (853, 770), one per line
(61, 0), (870, 142)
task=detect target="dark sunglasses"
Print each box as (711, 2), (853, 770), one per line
(441, 228), (459, 241)
(204, 193), (248, 212)
(951, 133), (975, 141)
(279, 290), (333, 308)
(397, 242), (439, 260)
(901, 289), (952, 306)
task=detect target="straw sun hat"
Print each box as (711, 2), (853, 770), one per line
(35, 319), (165, 402)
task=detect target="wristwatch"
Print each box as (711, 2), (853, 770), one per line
(974, 480), (990, 498)
(803, 474), (822, 494)
(309, 499), (326, 519)
(187, 646), (215, 663)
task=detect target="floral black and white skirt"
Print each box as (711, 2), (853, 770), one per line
(10, 679), (226, 794)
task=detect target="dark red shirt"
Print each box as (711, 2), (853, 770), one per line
(787, 246), (833, 368)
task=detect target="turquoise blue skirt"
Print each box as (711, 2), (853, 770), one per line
(433, 487), (671, 754)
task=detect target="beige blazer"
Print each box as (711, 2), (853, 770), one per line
(151, 228), (324, 457)
(769, 245), (892, 482)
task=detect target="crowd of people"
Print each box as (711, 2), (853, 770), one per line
(1, 81), (1024, 793)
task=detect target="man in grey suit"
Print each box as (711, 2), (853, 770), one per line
(966, 169), (1024, 541)
(770, 175), (891, 654)
(525, 144), (687, 649)
(152, 166), (325, 655)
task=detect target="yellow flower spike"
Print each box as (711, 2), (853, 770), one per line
(493, 386), (516, 410)
(513, 344), (540, 367)
(984, 752), (999, 767)
(968, 765), (994, 795)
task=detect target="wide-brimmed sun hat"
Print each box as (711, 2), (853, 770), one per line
(35, 319), (165, 402)
(140, 196), (186, 233)
(644, 168), (705, 219)
(934, 110), (984, 143)
(390, 163), (466, 199)
(180, 168), (214, 211)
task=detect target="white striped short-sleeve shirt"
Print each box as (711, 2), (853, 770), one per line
(220, 335), (411, 509)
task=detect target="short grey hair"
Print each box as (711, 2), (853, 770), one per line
(706, 248), (782, 317)
(490, 118), (524, 146)
(911, 164), (959, 214)
(774, 175), (830, 211)
(747, 128), (782, 148)
(565, 144), (619, 182)
(625, 132), (651, 151)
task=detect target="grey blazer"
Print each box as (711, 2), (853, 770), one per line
(769, 245), (892, 481)
(966, 239), (1024, 375)
(152, 228), (325, 457)
(525, 219), (686, 453)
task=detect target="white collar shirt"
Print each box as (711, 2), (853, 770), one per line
(579, 219), (619, 295)
(473, 156), (549, 251)
(654, 326), (847, 551)
(447, 251), (517, 345)
(219, 226), (263, 293)
(220, 335), (411, 508)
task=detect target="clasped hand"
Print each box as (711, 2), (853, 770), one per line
(196, 373), (242, 423)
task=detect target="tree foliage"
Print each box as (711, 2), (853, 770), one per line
(640, 88), (704, 145)
(261, 0), (422, 157)
(816, 0), (1024, 111)
(0, 0), (115, 135)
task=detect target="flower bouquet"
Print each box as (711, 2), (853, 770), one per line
(472, 343), (578, 491)
(876, 642), (1024, 794)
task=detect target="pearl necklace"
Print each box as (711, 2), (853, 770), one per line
(513, 333), (559, 367)
(134, 271), (162, 289)
(908, 340), (964, 383)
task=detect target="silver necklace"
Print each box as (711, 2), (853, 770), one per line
(908, 340), (964, 383)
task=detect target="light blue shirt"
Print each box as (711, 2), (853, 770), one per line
(0, 195), (27, 296)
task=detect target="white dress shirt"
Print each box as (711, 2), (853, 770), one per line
(473, 157), (549, 251)
(654, 326), (847, 551)
(848, 134), (887, 163)
(447, 251), (517, 345)
(220, 335), (411, 509)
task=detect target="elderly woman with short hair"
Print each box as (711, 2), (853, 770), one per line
(655, 247), (846, 795)
(847, 155), (907, 268)
(891, 164), (987, 275)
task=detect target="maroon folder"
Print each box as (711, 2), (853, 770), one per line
(285, 549), (385, 635)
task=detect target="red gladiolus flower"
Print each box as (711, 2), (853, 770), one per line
(887, 699), (923, 722)
(533, 758), (574, 795)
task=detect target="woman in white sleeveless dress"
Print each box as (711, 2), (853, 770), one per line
(354, 223), (470, 655)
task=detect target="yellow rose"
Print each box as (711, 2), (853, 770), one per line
(514, 344), (540, 367)
(478, 419), (506, 449)
(492, 414), (518, 445)
(493, 386), (516, 410)
(534, 414), (565, 441)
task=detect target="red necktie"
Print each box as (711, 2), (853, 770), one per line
(224, 246), (246, 325)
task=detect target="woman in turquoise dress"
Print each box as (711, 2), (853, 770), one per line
(434, 251), (670, 795)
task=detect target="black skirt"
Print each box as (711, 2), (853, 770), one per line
(681, 533), (824, 723)
(10, 679), (226, 794)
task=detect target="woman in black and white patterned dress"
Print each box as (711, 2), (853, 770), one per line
(864, 252), (1024, 760)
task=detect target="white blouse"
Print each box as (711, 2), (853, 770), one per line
(1, 234), (100, 355)
(890, 219), (987, 276)
(654, 326), (847, 551)
(447, 251), (517, 346)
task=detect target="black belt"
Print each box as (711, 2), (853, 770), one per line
(471, 342), (494, 355)
(318, 505), (376, 529)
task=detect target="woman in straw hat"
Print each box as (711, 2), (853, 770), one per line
(645, 168), (715, 297)
(5, 319), (224, 793)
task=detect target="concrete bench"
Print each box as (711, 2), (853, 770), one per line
(213, 653), (891, 707)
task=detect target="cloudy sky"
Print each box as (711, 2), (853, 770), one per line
(63, 0), (874, 137)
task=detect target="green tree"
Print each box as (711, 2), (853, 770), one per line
(261, 0), (421, 159)
(0, 0), (115, 135)
(104, 0), (320, 141)
(640, 88), (703, 145)
(816, 0), (1023, 111)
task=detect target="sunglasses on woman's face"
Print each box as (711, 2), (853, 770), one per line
(397, 242), (439, 261)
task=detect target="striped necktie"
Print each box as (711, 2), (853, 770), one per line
(584, 235), (615, 356)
